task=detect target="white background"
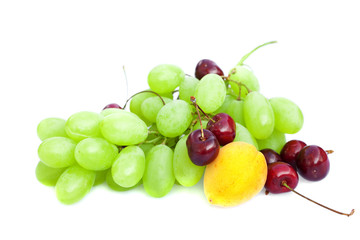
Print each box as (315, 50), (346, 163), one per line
(1, 0), (360, 239)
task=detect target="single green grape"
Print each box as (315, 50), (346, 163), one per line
(233, 123), (258, 149)
(100, 112), (148, 146)
(143, 144), (175, 198)
(257, 129), (286, 154)
(37, 117), (67, 141)
(156, 100), (193, 138)
(74, 137), (118, 171)
(141, 96), (172, 123)
(93, 170), (108, 186)
(112, 146), (145, 188)
(38, 137), (77, 168)
(269, 97), (304, 134)
(100, 108), (137, 118)
(106, 170), (137, 192)
(213, 94), (236, 114)
(228, 66), (260, 98)
(224, 99), (245, 125)
(147, 64), (185, 94)
(194, 74), (226, 113)
(55, 165), (96, 205)
(173, 135), (205, 187)
(179, 76), (199, 103)
(65, 111), (102, 142)
(35, 161), (67, 186)
(243, 91), (275, 140)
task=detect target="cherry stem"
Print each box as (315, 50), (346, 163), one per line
(238, 40), (277, 66)
(282, 181), (355, 217)
(122, 90), (165, 109)
(190, 96), (215, 123)
(326, 150), (334, 154)
(190, 97), (206, 140)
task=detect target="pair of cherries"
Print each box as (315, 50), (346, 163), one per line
(186, 110), (236, 166)
(261, 140), (354, 217)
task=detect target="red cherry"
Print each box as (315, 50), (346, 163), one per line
(296, 145), (330, 181)
(260, 149), (282, 165)
(265, 162), (299, 194)
(195, 59), (224, 80)
(206, 113), (236, 146)
(103, 103), (122, 110)
(186, 129), (220, 166)
(280, 140), (306, 170)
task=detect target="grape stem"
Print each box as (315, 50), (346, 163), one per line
(237, 40), (277, 66)
(122, 65), (129, 101)
(142, 136), (163, 144)
(122, 90), (166, 109)
(281, 181), (355, 217)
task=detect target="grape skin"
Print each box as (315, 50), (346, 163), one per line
(173, 135), (205, 187)
(194, 74), (226, 113)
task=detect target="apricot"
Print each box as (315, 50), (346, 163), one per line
(204, 141), (267, 207)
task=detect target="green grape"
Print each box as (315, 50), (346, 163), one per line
(139, 143), (155, 155)
(100, 112), (148, 146)
(141, 96), (172, 123)
(257, 129), (286, 154)
(194, 74), (226, 113)
(74, 137), (118, 171)
(143, 144), (175, 197)
(228, 66), (260, 98)
(94, 170), (107, 186)
(130, 90), (173, 119)
(55, 165), (96, 205)
(224, 99), (245, 125)
(130, 91), (157, 120)
(243, 91), (275, 140)
(233, 123), (258, 149)
(213, 94), (236, 114)
(38, 137), (77, 168)
(112, 146), (145, 188)
(156, 100), (193, 138)
(100, 108), (134, 117)
(269, 97), (304, 134)
(35, 161), (67, 186)
(147, 64), (185, 94)
(173, 135), (205, 187)
(106, 170), (137, 191)
(65, 111), (102, 142)
(179, 76), (199, 103)
(192, 119), (208, 131)
(37, 117), (67, 141)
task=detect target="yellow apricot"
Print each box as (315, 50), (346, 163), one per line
(204, 141), (267, 207)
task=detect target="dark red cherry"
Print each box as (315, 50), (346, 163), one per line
(260, 149), (282, 165)
(280, 140), (306, 170)
(265, 162), (299, 194)
(206, 113), (236, 146)
(186, 129), (220, 166)
(103, 103), (122, 110)
(195, 59), (224, 80)
(296, 145), (330, 181)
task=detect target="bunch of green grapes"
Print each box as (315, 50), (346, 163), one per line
(35, 41), (304, 204)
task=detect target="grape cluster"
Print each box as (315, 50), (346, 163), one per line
(35, 41), (305, 205)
